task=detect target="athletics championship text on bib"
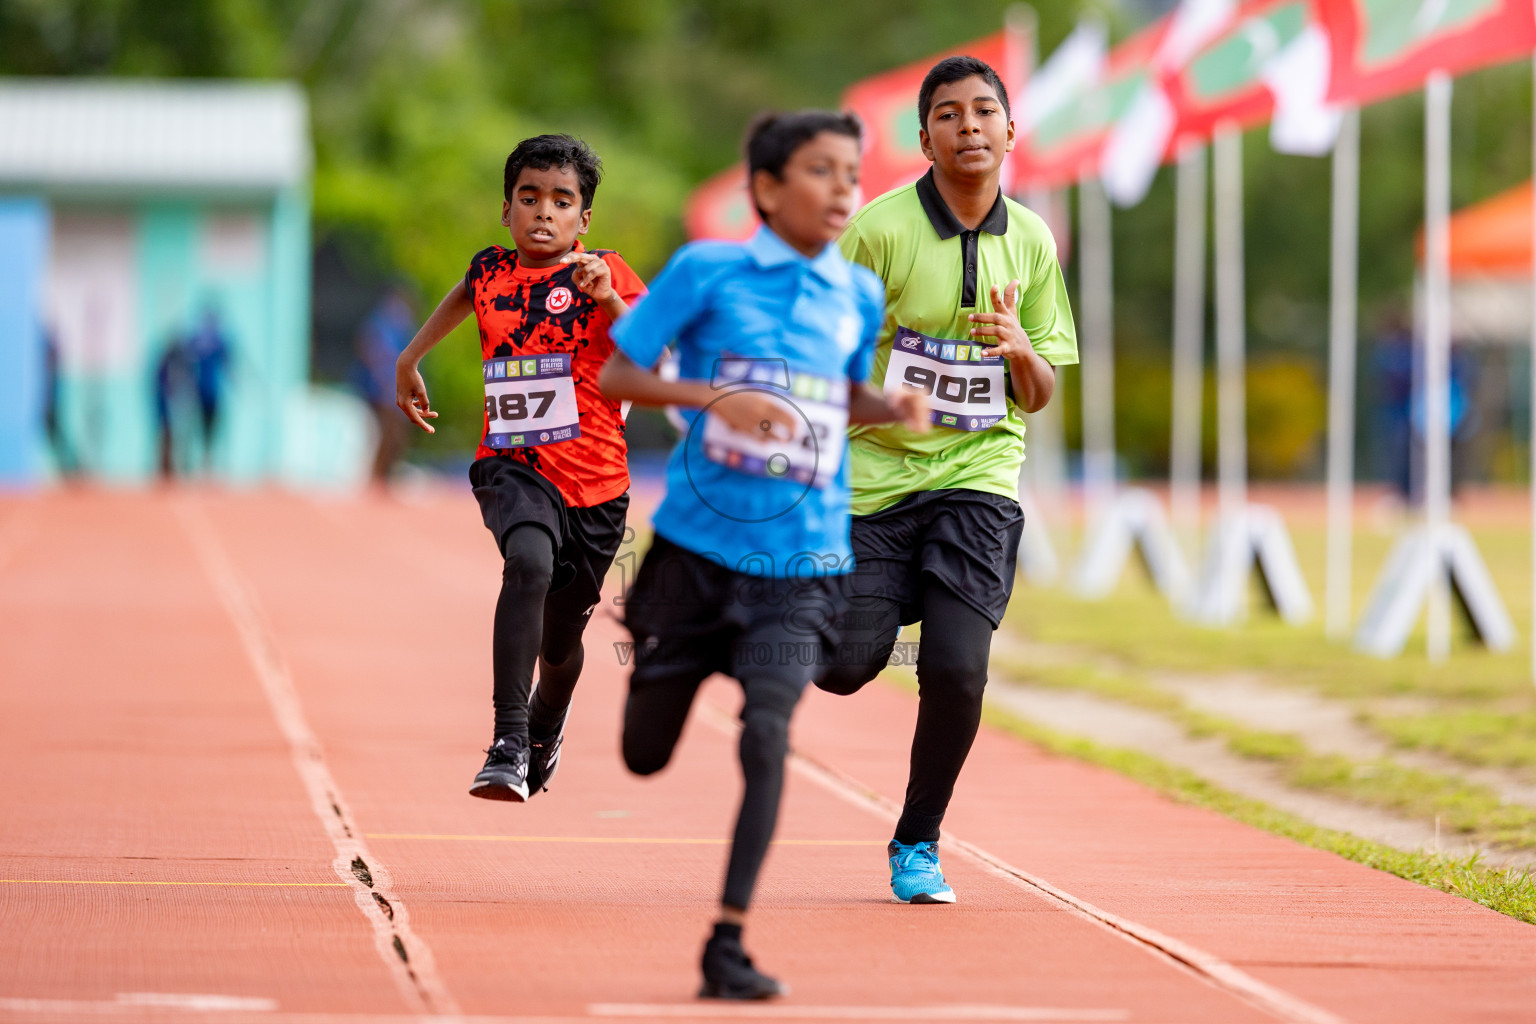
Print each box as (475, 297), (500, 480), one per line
(483, 353), (580, 449)
(885, 326), (1007, 431)
(702, 358), (847, 489)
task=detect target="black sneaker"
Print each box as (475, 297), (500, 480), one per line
(698, 934), (785, 1000)
(525, 700), (569, 797)
(468, 735), (529, 802)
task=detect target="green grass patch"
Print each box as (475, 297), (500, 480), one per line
(991, 652), (1536, 849)
(1368, 708), (1536, 774)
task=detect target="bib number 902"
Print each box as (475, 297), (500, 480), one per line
(901, 365), (993, 405)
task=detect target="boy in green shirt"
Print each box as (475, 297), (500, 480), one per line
(815, 56), (1078, 904)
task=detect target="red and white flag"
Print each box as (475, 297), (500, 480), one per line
(1318, 0), (1536, 106)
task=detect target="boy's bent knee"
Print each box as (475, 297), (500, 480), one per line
(813, 660), (880, 696)
(501, 526), (555, 592)
(737, 705), (790, 771)
(622, 736), (672, 777)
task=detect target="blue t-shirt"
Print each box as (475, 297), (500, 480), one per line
(612, 227), (883, 578)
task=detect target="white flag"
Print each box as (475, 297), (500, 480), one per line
(1099, 0), (1236, 207)
(1266, 24), (1343, 156)
(1019, 21), (1107, 135)
(1100, 84), (1176, 207)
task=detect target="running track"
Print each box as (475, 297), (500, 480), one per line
(3, 488), (1535, 1024)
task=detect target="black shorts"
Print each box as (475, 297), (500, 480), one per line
(623, 534), (844, 689)
(469, 455), (629, 611)
(845, 488), (1023, 628)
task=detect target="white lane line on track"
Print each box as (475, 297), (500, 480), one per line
(0, 1001), (1119, 1023)
(696, 703), (1346, 1024)
(0, 993), (277, 1014)
(175, 499), (461, 1018)
(588, 1005), (1127, 1021)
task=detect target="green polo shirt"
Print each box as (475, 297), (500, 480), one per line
(840, 170), (1078, 515)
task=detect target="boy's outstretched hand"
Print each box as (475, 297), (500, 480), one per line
(395, 359), (439, 434)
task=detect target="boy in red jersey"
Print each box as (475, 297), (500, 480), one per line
(395, 134), (644, 801)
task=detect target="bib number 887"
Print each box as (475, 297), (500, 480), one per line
(486, 390), (557, 422)
(902, 365), (992, 404)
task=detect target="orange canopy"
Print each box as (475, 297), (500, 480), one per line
(1433, 180), (1534, 276)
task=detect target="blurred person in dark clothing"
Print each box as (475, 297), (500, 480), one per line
(42, 325), (76, 478)
(185, 302), (231, 473)
(1371, 314), (1414, 500)
(353, 286), (415, 485)
(154, 336), (193, 479)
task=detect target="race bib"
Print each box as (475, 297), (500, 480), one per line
(885, 326), (1008, 431)
(483, 353), (581, 449)
(702, 359), (848, 489)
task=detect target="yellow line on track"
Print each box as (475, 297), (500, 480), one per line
(0, 878), (348, 888)
(366, 833), (882, 846)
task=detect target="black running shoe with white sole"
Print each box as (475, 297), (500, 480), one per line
(469, 735), (530, 802)
(699, 934), (785, 1000)
(525, 702), (568, 797)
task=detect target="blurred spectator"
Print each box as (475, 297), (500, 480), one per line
(185, 302), (231, 473)
(351, 286), (415, 484)
(154, 336), (193, 479)
(41, 325), (76, 478)
(155, 302), (231, 479)
(1371, 314), (1414, 500)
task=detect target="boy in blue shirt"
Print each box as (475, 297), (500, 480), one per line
(600, 111), (928, 1000)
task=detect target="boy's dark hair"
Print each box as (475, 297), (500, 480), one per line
(503, 134), (602, 210)
(917, 56), (1011, 130)
(744, 110), (863, 220)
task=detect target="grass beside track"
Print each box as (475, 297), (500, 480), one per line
(1005, 521), (1536, 784)
(983, 699), (1536, 927)
(990, 654), (1536, 850)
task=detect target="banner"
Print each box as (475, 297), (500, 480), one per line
(682, 163), (757, 242)
(1318, 0), (1536, 106)
(841, 31), (1018, 201)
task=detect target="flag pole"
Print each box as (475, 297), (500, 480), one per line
(1214, 126), (1247, 550)
(1423, 72), (1453, 661)
(1169, 140), (1207, 582)
(1324, 107), (1361, 639)
(1078, 172), (1116, 519)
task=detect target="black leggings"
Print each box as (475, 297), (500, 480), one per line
(623, 671), (803, 912)
(816, 580), (993, 845)
(491, 525), (591, 740)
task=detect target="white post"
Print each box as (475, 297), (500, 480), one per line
(1078, 173), (1116, 517)
(1423, 73), (1453, 662)
(1169, 142), (1208, 566)
(1213, 126), (1248, 544)
(1325, 108), (1361, 639)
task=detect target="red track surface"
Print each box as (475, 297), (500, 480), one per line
(3, 488), (1536, 1023)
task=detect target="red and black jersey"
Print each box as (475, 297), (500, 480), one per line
(465, 242), (644, 508)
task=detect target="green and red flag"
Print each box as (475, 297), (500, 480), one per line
(682, 163), (757, 242)
(1014, 21), (1169, 190)
(1318, 0), (1536, 106)
(1161, 0), (1312, 139)
(840, 31), (1020, 200)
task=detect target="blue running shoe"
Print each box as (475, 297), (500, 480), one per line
(888, 840), (956, 904)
